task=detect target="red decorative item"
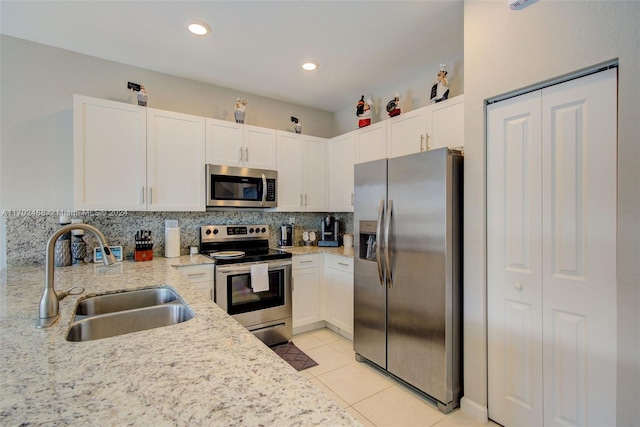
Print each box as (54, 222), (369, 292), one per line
(386, 92), (401, 117)
(356, 95), (372, 128)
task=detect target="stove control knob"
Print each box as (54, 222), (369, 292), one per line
(249, 228), (255, 233)
(205, 229), (212, 235)
(213, 228), (219, 235)
(261, 227), (266, 233)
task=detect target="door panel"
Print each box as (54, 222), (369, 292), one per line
(488, 68), (617, 427)
(387, 149), (449, 403)
(542, 68), (617, 427)
(353, 159), (388, 369)
(487, 90), (543, 427)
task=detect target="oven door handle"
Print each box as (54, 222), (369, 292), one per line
(216, 260), (292, 274)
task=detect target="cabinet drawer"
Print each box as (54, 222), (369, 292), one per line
(177, 264), (214, 283)
(325, 255), (353, 273)
(293, 254), (322, 270)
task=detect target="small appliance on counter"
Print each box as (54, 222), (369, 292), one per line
(278, 224), (293, 248)
(318, 215), (341, 247)
(135, 230), (153, 261)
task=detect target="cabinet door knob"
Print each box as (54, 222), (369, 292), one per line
(514, 282), (523, 291)
(420, 134), (425, 152)
(239, 147), (243, 162)
(141, 187), (145, 204)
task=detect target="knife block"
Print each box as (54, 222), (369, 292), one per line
(134, 249), (153, 262)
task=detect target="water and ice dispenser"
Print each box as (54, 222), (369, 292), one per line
(358, 220), (378, 261)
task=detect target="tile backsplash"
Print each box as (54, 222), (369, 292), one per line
(5, 211), (353, 266)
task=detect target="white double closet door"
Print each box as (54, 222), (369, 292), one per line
(487, 68), (617, 427)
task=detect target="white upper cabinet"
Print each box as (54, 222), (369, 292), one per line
(276, 131), (328, 212)
(387, 95), (464, 158)
(329, 131), (356, 212)
(74, 95), (205, 211)
(204, 119), (243, 167)
(276, 131), (302, 211)
(356, 121), (387, 164)
(205, 118), (277, 170)
(386, 107), (428, 158)
(146, 108), (205, 211)
(243, 125), (277, 170)
(74, 95), (147, 210)
(425, 95), (464, 151)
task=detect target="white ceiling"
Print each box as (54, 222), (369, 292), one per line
(0, 1), (464, 113)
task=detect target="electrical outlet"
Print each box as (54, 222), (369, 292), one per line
(289, 217), (295, 224)
(127, 82), (141, 92)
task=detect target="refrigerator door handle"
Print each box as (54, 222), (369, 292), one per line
(376, 199), (385, 286)
(384, 199), (393, 288)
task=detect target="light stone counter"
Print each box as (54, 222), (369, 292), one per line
(282, 246), (354, 258)
(0, 256), (359, 426)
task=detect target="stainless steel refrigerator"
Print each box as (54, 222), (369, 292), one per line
(353, 148), (463, 413)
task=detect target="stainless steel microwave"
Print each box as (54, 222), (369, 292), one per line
(206, 164), (277, 209)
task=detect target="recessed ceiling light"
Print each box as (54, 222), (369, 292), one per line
(302, 61), (318, 71)
(187, 20), (211, 36)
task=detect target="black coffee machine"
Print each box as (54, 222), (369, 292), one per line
(279, 223), (293, 248)
(318, 215), (340, 247)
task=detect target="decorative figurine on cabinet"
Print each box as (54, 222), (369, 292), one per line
(386, 92), (402, 117)
(356, 95), (373, 128)
(291, 116), (302, 134)
(429, 64), (450, 103)
(234, 98), (247, 123)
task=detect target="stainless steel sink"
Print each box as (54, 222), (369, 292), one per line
(66, 287), (194, 342)
(75, 287), (179, 315)
(66, 304), (193, 342)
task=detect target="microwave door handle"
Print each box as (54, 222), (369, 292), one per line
(376, 199), (385, 286)
(261, 173), (267, 206)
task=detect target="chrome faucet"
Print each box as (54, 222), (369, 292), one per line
(36, 223), (117, 329)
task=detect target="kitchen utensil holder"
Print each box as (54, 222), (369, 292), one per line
(134, 249), (153, 262)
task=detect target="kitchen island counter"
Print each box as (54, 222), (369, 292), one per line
(0, 256), (358, 426)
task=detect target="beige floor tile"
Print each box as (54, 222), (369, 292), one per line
(291, 331), (326, 351)
(435, 409), (501, 427)
(303, 344), (355, 376)
(316, 361), (394, 405)
(307, 377), (349, 409)
(345, 407), (376, 427)
(311, 327), (343, 344)
(353, 385), (446, 427)
(329, 336), (357, 358)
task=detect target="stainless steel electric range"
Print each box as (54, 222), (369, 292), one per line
(200, 224), (292, 346)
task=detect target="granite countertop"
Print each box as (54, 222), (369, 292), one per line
(0, 255), (359, 426)
(281, 245), (354, 258)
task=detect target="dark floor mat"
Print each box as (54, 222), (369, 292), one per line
(271, 341), (318, 371)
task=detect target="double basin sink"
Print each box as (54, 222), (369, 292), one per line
(66, 287), (194, 342)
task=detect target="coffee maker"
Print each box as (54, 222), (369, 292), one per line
(279, 224), (293, 248)
(318, 215), (340, 247)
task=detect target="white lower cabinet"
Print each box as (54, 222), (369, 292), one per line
(176, 264), (214, 301)
(324, 255), (354, 337)
(292, 253), (354, 339)
(292, 254), (324, 331)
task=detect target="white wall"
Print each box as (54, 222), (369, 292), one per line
(332, 56), (464, 135)
(462, 1), (639, 425)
